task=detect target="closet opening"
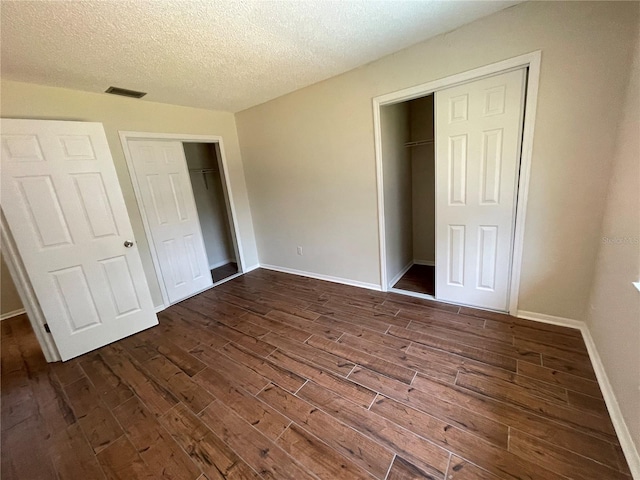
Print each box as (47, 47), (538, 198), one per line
(381, 94), (435, 296)
(183, 142), (239, 284)
(376, 55), (540, 313)
(122, 132), (247, 309)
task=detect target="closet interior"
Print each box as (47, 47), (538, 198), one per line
(184, 143), (239, 283)
(381, 94), (435, 295)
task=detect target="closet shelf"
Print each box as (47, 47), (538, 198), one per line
(404, 139), (434, 147)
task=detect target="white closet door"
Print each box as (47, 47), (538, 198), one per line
(127, 140), (212, 304)
(435, 68), (526, 311)
(1, 119), (157, 361)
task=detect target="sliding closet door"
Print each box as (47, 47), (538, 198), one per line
(127, 140), (213, 304)
(435, 69), (526, 311)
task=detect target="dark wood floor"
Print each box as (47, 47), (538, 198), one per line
(1, 269), (632, 480)
(393, 264), (435, 295)
(211, 262), (238, 283)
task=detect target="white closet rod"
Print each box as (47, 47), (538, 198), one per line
(189, 168), (218, 190)
(404, 139), (434, 147)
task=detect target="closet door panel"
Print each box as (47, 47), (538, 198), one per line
(435, 68), (526, 311)
(128, 140), (212, 304)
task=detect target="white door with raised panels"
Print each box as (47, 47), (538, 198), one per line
(127, 140), (212, 304)
(435, 68), (526, 311)
(1, 119), (158, 361)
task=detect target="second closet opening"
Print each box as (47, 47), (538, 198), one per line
(184, 142), (239, 284)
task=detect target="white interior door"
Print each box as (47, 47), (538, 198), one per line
(127, 140), (213, 304)
(1, 119), (158, 361)
(435, 68), (526, 311)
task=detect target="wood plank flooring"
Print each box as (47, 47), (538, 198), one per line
(393, 264), (435, 295)
(1, 268), (632, 480)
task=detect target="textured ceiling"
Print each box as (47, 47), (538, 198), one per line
(1, 1), (520, 112)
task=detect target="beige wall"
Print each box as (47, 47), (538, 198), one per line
(237, 1), (639, 319)
(0, 81), (258, 308)
(409, 96), (435, 264)
(0, 252), (24, 316)
(586, 35), (640, 454)
(381, 102), (412, 285)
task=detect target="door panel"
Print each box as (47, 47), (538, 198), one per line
(448, 225), (465, 286)
(16, 175), (74, 247)
(480, 130), (503, 204)
(169, 173), (189, 220)
(72, 172), (120, 238)
(1, 119), (158, 360)
(100, 255), (142, 316)
(448, 135), (467, 205)
(51, 265), (102, 331)
(127, 140), (212, 303)
(477, 225), (498, 290)
(435, 69), (526, 311)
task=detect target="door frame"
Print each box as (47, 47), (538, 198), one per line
(120, 131), (246, 309)
(373, 51), (541, 315)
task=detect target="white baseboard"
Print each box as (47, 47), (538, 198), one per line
(209, 258), (236, 270)
(413, 259), (435, 266)
(515, 310), (583, 330)
(388, 261), (413, 290)
(516, 310), (639, 477)
(259, 264), (381, 292)
(154, 304), (166, 314)
(242, 263), (261, 274)
(0, 308), (26, 321)
(581, 326), (640, 478)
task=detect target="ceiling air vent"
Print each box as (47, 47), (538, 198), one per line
(105, 86), (147, 98)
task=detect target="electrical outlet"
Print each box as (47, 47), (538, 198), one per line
(297, 246), (303, 256)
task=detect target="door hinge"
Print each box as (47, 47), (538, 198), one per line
(44, 323), (51, 333)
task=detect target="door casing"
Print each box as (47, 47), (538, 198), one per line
(120, 132), (246, 311)
(372, 51), (541, 315)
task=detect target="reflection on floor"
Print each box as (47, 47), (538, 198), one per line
(393, 264), (435, 295)
(211, 262), (238, 283)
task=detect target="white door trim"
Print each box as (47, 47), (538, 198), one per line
(373, 51), (541, 315)
(119, 131), (246, 309)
